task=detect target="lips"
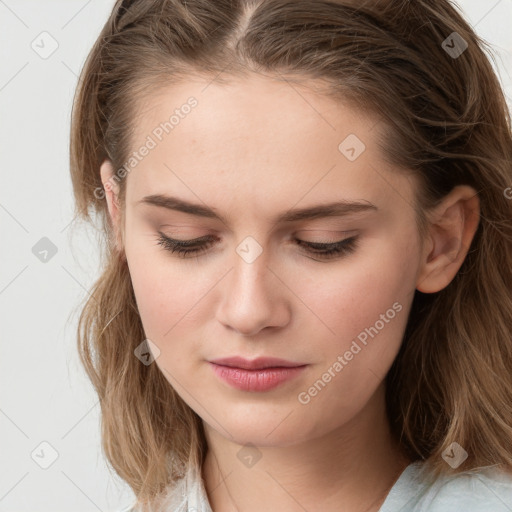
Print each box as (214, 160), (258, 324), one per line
(208, 356), (308, 392)
(209, 356), (306, 370)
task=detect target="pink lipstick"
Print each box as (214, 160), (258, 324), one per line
(209, 356), (307, 392)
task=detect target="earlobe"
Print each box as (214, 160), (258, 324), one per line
(416, 185), (480, 294)
(99, 159), (123, 252)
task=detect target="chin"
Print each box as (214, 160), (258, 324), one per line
(209, 413), (314, 447)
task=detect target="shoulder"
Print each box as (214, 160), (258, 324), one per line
(115, 467), (206, 512)
(427, 466), (512, 511)
(381, 461), (512, 512)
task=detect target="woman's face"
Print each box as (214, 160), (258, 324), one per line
(120, 74), (425, 446)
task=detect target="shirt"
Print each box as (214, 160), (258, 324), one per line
(119, 460), (512, 511)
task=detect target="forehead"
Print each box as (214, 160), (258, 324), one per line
(132, 73), (376, 151)
(125, 74), (414, 218)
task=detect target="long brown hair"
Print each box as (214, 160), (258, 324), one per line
(69, 0), (512, 507)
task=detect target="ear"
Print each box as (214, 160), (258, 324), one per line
(100, 159), (123, 252)
(416, 185), (480, 293)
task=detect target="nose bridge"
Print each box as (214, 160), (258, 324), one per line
(216, 234), (289, 335)
(230, 235), (271, 301)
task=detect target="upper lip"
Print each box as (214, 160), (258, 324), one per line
(209, 356), (306, 370)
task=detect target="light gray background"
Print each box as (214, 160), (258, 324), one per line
(1, 1), (511, 511)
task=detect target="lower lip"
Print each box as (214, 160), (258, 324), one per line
(209, 363), (307, 392)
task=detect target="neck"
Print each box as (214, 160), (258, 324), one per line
(201, 383), (411, 512)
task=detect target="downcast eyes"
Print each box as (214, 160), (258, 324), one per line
(155, 232), (359, 261)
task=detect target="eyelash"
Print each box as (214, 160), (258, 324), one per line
(156, 232), (359, 261)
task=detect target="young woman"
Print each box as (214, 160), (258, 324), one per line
(69, 0), (512, 510)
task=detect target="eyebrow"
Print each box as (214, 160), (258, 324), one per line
(137, 194), (378, 223)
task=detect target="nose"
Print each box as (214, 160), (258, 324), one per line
(215, 247), (291, 337)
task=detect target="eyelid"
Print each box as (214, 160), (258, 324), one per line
(295, 229), (356, 234)
(294, 229), (357, 241)
(159, 233), (214, 244)
(159, 225), (213, 239)
(158, 231), (358, 245)
(156, 231), (359, 261)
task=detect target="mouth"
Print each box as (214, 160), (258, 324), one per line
(208, 357), (308, 392)
(209, 356), (307, 371)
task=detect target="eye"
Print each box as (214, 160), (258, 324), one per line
(294, 236), (359, 260)
(155, 232), (359, 261)
(156, 232), (216, 258)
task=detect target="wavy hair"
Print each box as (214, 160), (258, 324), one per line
(69, 0), (512, 507)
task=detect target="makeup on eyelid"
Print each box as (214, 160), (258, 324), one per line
(147, 213), (364, 240)
(140, 206), (377, 260)
(155, 230), (360, 260)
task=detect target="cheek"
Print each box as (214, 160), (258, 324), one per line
(298, 236), (418, 396)
(305, 236), (416, 333)
(125, 237), (227, 374)
(125, 238), (200, 344)
(297, 245), (415, 429)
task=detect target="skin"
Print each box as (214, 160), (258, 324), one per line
(100, 73), (480, 512)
